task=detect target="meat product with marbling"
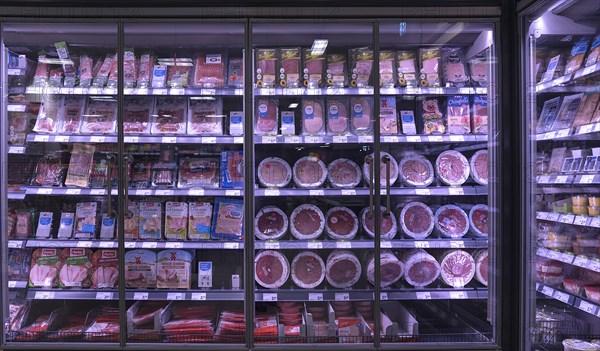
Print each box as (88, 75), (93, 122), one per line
(399, 154), (434, 187)
(435, 150), (470, 186)
(328, 158), (361, 189)
(255, 250), (290, 289)
(255, 98), (278, 135)
(290, 204), (324, 240)
(361, 206), (397, 239)
(254, 206), (288, 240)
(363, 152), (398, 187)
(365, 250), (404, 287)
(435, 205), (469, 238)
(257, 157), (291, 188)
(402, 249), (441, 287)
(325, 250), (361, 288)
(469, 204), (489, 238)
(438, 250), (475, 288)
(291, 251), (326, 288)
(325, 207), (359, 240)
(400, 202), (434, 239)
(194, 53), (226, 88)
(470, 150), (488, 185)
(293, 156), (327, 188)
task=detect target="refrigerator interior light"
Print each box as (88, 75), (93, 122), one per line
(310, 39), (328, 55)
(288, 103), (299, 109)
(190, 96), (217, 100)
(38, 57), (74, 65)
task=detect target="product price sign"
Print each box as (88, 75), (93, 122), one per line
(427, 135), (443, 142)
(191, 293), (207, 301)
(555, 175), (568, 184)
(573, 216), (589, 226)
(380, 293), (388, 300)
(66, 189), (81, 195)
(54, 135), (70, 143)
(167, 293), (184, 301)
(449, 135), (465, 142)
(536, 212), (549, 220)
(541, 286), (554, 296)
(225, 190), (241, 196)
(335, 293), (350, 301)
(572, 256), (590, 268)
(265, 241), (280, 250)
(202, 137), (216, 144)
(578, 124), (593, 135)
(578, 300), (596, 314)
(307, 241), (323, 249)
(415, 241), (430, 248)
(546, 213), (561, 222)
(381, 241), (392, 248)
(77, 241), (93, 248)
(341, 189), (356, 196)
(285, 136), (301, 144)
(308, 293), (323, 301)
(224, 242), (239, 250)
(133, 292), (149, 300)
(415, 188), (431, 195)
(304, 136), (323, 144)
(155, 190), (174, 196)
(263, 293), (278, 301)
(309, 189), (324, 196)
(590, 218), (600, 228)
(449, 291), (467, 299)
(358, 135), (373, 143)
(264, 189), (280, 196)
(142, 242), (157, 249)
(262, 136), (277, 144)
(99, 241), (115, 248)
(406, 135), (421, 143)
(416, 291), (432, 300)
(165, 242), (184, 249)
(34, 291), (55, 300)
(580, 175), (595, 184)
(336, 241), (351, 249)
(559, 214), (574, 224)
(448, 187), (464, 195)
(450, 241), (465, 248)
(553, 291), (570, 304)
(332, 136), (348, 144)
(383, 136), (399, 143)
(188, 189), (205, 196)
(96, 292), (113, 300)
(162, 136), (177, 144)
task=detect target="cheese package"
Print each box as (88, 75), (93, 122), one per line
(57, 212), (75, 238)
(396, 50), (418, 87)
(165, 202), (188, 240)
(156, 250), (193, 289)
(35, 212), (54, 239)
(565, 37), (590, 75)
(74, 202), (98, 239)
(446, 96), (471, 134)
(419, 47), (442, 87)
(211, 198), (244, 241)
(125, 250), (156, 289)
(124, 202), (140, 239)
(139, 201), (162, 240)
(189, 202), (212, 240)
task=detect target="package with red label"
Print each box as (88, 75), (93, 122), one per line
(418, 47), (442, 87)
(93, 54), (115, 88)
(81, 98), (117, 134)
(91, 250), (119, 288)
(152, 96), (187, 134)
(122, 48), (138, 88)
(446, 96), (471, 134)
(33, 95), (63, 134)
(58, 96), (86, 134)
(32, 153), (65, 187)
(188, 202), (212, 240)
(178, 157), (220, 189)
(211, 198), (244, 240)
(187, 98), (224, 135)
(472, 95), (489, 134)
(29, 248), (66, 288)
(167, 58), (192, 88)
(59, 248), (93, 288)
(193, 52), (226, 88)
(65, 144), (96, 188)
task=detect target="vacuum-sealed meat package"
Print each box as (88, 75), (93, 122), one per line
(152, 149), (177, 188)
(255, 250), (290, 289)
(363, 151), (398, 187)
(398, 153), (434, 187)
(350, 96), (374, 134)
(293, 156), (327, 188)
(93, 54), (115, 88)
(254, 206), (288, 240)
(167, 59), (192, 88)
(436, 150), (470, 186)
(254, 98), (279, 135)
(379, 51), (396, 88)
(29, 248), (65, 288)
(211, 198), (244, 240)
(32, 153), (65, 187)
(8, 112), (29, 145)
(279, 47), (301, 88)
(165, 202), (188, 240)
(48, 67), (63, 87)
(292, 251), (326, 289)
(585, 33), (600, 67)
(33, 53), (49, 86)
(290, 204), (325, 240)
(418, 48), (442, 87)
(189, 202), (212, 240)
(59, 248), (93, 288)
(74, 202), (98, 239)
(188, 98), (224, 135)
(396, 50), (418, 87)
(257, 157), (292, 188)
(302, 98), (326, 135)
(227, 57), (244, 88)
(130, 160), (153, 189)
(194, 52), (226, 88)
(58, 96), (86, 134)
(124, 96), (154, 134)
(472, 95), (489, 134)
(220, 150), (244, 189)
(328, 158), (361, 189)
(468, 52), (488, 87)
(435, 205), (469, 238)
(361, 206), (397, 240)
(14, 209), (35, 239)
(446, 96), (471, 134)
(125, 250), (156, 288)
(33, 95), (63, 134)
(157, 249), (193, 289)
(420, 97), (446, 134)
(65, 144), (96, 188)
(326, 250), (361, 288)
(91, 249), (119, 288)
(470, 150), (489, 186)
(565, 37), (589, 75)
(81, 98), (117, 134)
(380, 96), (398, 135)
(350, 48), (373, 88)
(327, 98), (350, 134)
(123, 48), (138, 88)
(78, 54), (94, 88)
(400, 202), (434, 239)
(137, 53), (154, 88)
(325, 206), (358, 240)
(326, 53), (348, 87)
(152, 96), (187, 134)
(124, 202), (140, 239)
(443, 48), (469, 88)
(139, 201), (162, 240)
(303, 49), (325, 88)
(178, 157), (220, 189)
(255, 48), (278, 88)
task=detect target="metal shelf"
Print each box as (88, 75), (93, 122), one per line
(10, 239), (242, 250)
(26, 133), (244, 145)
(123, 241), (242, 250)
(534, 122), (600, 141)
(536, 247), (600, 273)
(27, 289), (119, 301)
(253, 86), (487, 96)
(536, 175), (577, 185)
(126, 290), (244, 301)
(23, 187), (242, 197)
(25, 86), (244, 96)
(254, 239), (488, 250)
(535, 63), (600, 93)
(255, 288), (487, 302)
(536, 282), (600, 319)
(255, 134), (487, 145)
(536, 211), (600, 229)
(255, 186), (487, 197)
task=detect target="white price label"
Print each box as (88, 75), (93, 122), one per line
(8, 146), (25, 154)
(263, 293), (278, 301)
(284, 136), (301, 144)
(415, 188), (431, 195)
(578, 124), (593, 135)
(225, 190), (241, 196)
(553, 291), (570, 303)
(450, 241), (465, 248)
(572, 256), (590, 268)
(7, 104), (25, 112)
(165, 242), (183, 249)
(336, 241), (351, 249)
(341, 189), (356, 196)
(167, 293), (184, 300)
(224, 242), (240, 249)
(415, 241), (430, 248)
(48, 87), (59, 94)
(192, 293), (207, 301)
(427, 135), (443, 142)
(262, 136), (277, 144)
(558, 253), (574, 264)
(265, 241), (280, 249)
(8, 281), (18, 288)
(578, 301), (596, 314)
(201, 89), (216, 95)
(380, 293), (388, 300)
(99, 241), (115, 248)
(124, 136), (139, 143)
(77, 241), (93, 248)
(202, 137), (216, 144)
(34, 135), (50, 142)
(556, 129), (570, 138)
(170, 88), (184, 95)
(590, 218), (600, 228)
(234, 137), (244, 144)
(547, 250), (561, 260)
(448, 187), (464, 195)
(134, 292), (149, 300)
(536, 212), (549, 220)
(7, 241), (23, 249)
(588, 260), (600, 272)
(595, 123), (600, 132)
(547, 213), (560, 222)
(90, 136), (105, 143)
(309, 189), (324, 196)
(309, 293), (323, 301)
(124, 242), (136, 248)
(305, 136), (323, 144)
(449, 291), (467, 299)
(96, 292), (113, 300)
(381, 241), (392, 248)
(559, 214), (575, 224)
(335, 293), (350, 301)
(90, 189), (106, 195)
(580, 175), (595, 184)
(416, 291), (432, 300)
(538, 176), (551, 184)
(162, 137), (177, 144)
(142, 242), (157, 249)
(134, 189), (152, 196)
(449, 135), (465, 142)
(383, 136), (399, 143)
(37, 188), (53, 195)
(154, 89), (167, 95)
(264, 189), (280, 196)
(7, 68), (20, 75)
(406, 136), (421, 143)
(54, 135), (69, 143)
(332, 136), (348, 143)
(459, 88), (472, 94)
(358, 135), (373, 143)
(155, 190), (174, 196)
(34, 291), (55, 299)
(544, 132), (556, 140)
(308, 241), (323, 249)
(66, 189), (81, 195)
(188, 189), (205, 196)
(380, 189), (387, 195)
(536, 247), (549, 257)
(541, 286), (554, 296)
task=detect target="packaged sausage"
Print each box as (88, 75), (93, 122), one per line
(279, 47), (301, 88)
(35, 212), (54, 239)
(137, 52), (154, 89)
(220, 150), (244, 189)
(125, 250), (156, 288)
(81, 98), (117, 134)
(227, 57), (244, 88)
(151, 96), (187, 135)
(585, 33), (600, 67)
(78, 55), (94, 88)
(124, 96), (154, 134)
(396, 50), (418, 87)
(420, 97), (446, 134)
(446, 96), (471, 134)
(443, 48), (469, 88)
(255, 98), (279, 135)
(57, 212), (75, 238)
(165, 202), (188, 240)
(74, 202), (98, 239)
(139, 201), (162, 240)
(379, 51), (396, 88)
(350, 96), (374, 134)
(33, 95), (62, 134)
(379, 97), (398, 135)
(65, 144), (96, 188)
(151, 148), (177, 188)
(178, 157), (220, 189)
(468, 52), (488, 87)
(32, 153), (65, 187)
(124, 202), (140, 239)
(326, 54), (348, 87)
(130, 160), (153, 189)
(472, 96), (489, 134)
(58, 96), (86, 134)
(303, 49), (326, 88)
(193, 52), (226, 88)
(302, 98), (326, 135)
(54, 41), (76, 84)
(93, 54), (115, 88)
(255, 48), (278, 88)
(327, 98), (350, 135)
(418, 48), (442, 87)
(187, 98), (224, 135)
(157, 250), (193, 289)
(565, 37), (590, 75)
(350, 48), (373, 88)
(107, 55), (119, 88)
(167, 58), (191, 88)
(122, 48), (138, 88)
(59, 248), (93, 288)
(211, 198), (244, 240)
(189, 202), (212, 240)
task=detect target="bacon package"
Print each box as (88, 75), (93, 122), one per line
(279, 47), (301, 88)
(396, 50), (418, 87)
(380, 96), (398, 135)
(443, 48), (469, 88)
(137, 52), (154, 88)
(58, 96), (86, 134)
(125, 249), (157, 288)
(420, 97), (445, 134)
(254, 98), (279, 135)
(220, 150), (244, 189)
(419, 47), (442, 87)
(326, 53), (348, 87)
(33, 95), (62, 133)
(302, 98), (326, 135)
(178, 157), (219, 189)
(188, 202), (212, 240)
(187, 98), (224, 135)
(194, 52), (226, 88)
(303, 48), (325, 88)
(32, 153), (65, 187)
(92, 249), (119, 288)
(446, 95), (471, 134)
(65, 144), (96, 188)
(379, 50), (396, 88)
(227, 57), (244, 88)
(157, 250), (193, 289)
(81, 98), (117, 134)
(152, 96), (187, 134)
(327, 98), (350, 134)
(29, 248), (66, 288)
(350, 96), (374, 134)
(167, 58), (192, 88)
(165, 202), (188, 240)
(124, 97), (154, 134)
(468, 52), (488, 87)
(255, 48), (278, 88)
(472, 95), (489, 134)
(59, 248), (93, 288)
(211, 198), (244, 240)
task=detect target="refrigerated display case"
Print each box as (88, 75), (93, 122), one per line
(1, 14), (503, 350)
(520, 0), (600, 350)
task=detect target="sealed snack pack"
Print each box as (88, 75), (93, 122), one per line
(221, 150), (244, 189)
(93, 54), (115, 88)
(379, 51), (396, 88)
(446, 96), (471, 134)
(327, 98), (350, 135)
(139, 201), (162, 240)
(585, 33), (600, 67)
(152, 96), (187, 134)
(58, 96), (86, 134)
(32, 153), (65, 187)
(137, 52), (154, 88)
(194, 52), (227, 88)
(380, 97), (398, 135)
(124, 96), (154, 134)
(33, 95), (63, 133)
(279, 47), (301, 88)
(81, 98), (117, 134)
(65, 144), (96, 188)
(565, 37), (590, 75)
(178, 157), (220, 189)
(326, 53), (348, 87)
(350, 96), (374, 134)
(302, 98), (326, 135)
(167, 58), (192, 88)
(472, 95), (489, 134)
(255, 48), (278, 88)
(227, 57), (244, 88)
(396, 50), (418, 87)
(303, 48), (326, 88)
(188, 202), (212, 240)
(74, 202), (98, 239)
(165, 202), (188, 240)
(211, 198), (244, 240)
(187, 98), (224, 135)
(350, 48), (374, 87)
(78, 55), (94, 88)
(420, 97), (445, 134)
(443, 48), (469, 88)
(419, 47), (442, 87)
(255, 98), (279, 135)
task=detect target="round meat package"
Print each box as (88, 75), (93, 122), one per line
(293, 156), (327, 188)
(400, 202), (434, 239)
(402, 249), (441, 287)
(365, 250), (404, 287)
(361, 206), (398, 240)
(325, 250), (362, 288)
(438, 249), (475, 288)
(470, 150), (489, 186)
(258, 157), (292, 188)
(435, 150), (470, 186)
(255, 250), (290, 289)
(291, 251), (326, 289)
(327, 158), (362, 189)
(290, 204), (325, 240)
(435, 205), (469, 238)
(363, 152), (398, 187)
(469, 204), (489, 238)
(325, 207), (359, 240)
(473, 249), (489, 286)
(398, 154), (434, 187)
(254, 206), (288, 240)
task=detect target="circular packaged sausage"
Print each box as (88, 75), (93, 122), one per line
(361, 206), (398, 240)
(473, 249), (489, 286)
(293, 156), (327, 188)
(438, 250), (475, 288)
(401, 249), (441, 287)
(258, 157), (292, 188)
(435, 150), (470, 186)
(254, 206), (288, 240)
(325, 207), (359, 240)
(400, 202), (434, 239)
(470, 150), (488, 185)
(290, 204), (325, 240)
(291, 251), (326, 289)
(325, 250), (361, 288)
(363, 152), (398, 187)
(255, 250), (290, 289)
(365, 250), (405, 287)
(327, 158), (362, 189)
(399, 154), (434, 187)
(435, 205), (469, 238)
(469, 204), (489, 238)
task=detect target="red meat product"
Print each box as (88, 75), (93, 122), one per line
(188, 98), (223, 135)
(33, 154), (64, 186)
(16, 315), (50, 341)
(438, 249), (475, 288)
(59, 96), (86, 134)
(327, 98), (350, 134)
(351, 97), (373, 133)
(152, 97), (187, 134)
(29, 248), (67, 288)
(254, 206), (288, 240)
(178, 158), (219, 189)
(255, 48), (277, 88)
(257, 157), (291, 188)
(124, 97), (153, 134)
(304, 49), (325, 87)
(255, 250), (290, 289)
(325, 206), (359, 240)
(302, 99), (325, 134)
(81, 99), (117, 134)
(328, 158), (361, 189)
(470, 150), (489, 185)
(363, 152), (398, 187)
(291, 251), (326, 288)
(194, 53), (226, 88)
(167, 61), (191, 88)
(255, 98), (279, 135)
(399, 154), (434, 187)
(325, 250), (361, 288)
(84, 308), (120, 342)
(400, 202), (434, 239)
(290, 204), (325, 240)
(435, 205), (469, 238)
(91, 250), (119, 288)
(59, 248), (93, 288)
(365, 249), (404, 287)
(362, 206), (397, 240)
(293, 156), (327, 188)
(469, 204), (489, 238)
(435, 150), (470, 186)
(280, 48), (301, 87)
(33, 95), (62, 133)
(402, 249), (441, 287)
(131, 301), (169, 326)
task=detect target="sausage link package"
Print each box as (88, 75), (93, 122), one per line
(151, 149), (177, 188)
(220, 150), (244, 189)
(255, 48), (278, 88)
(350, 48), (374, 88)
(152, 97), (187, 135)
(254, 98), (279, 135)
(123, 48), (138, 88)
(327, 98), (350, 135)
(442, 48), (469, 88)
(472, 95), (489, 134)
(211, 198), (244, 241)
(138, 201), (162, 240)
(93, 54), (115, 88)
(187, 98), (224, 136)
(130, 160), (153, 189)
(188, 202), (212, 240)
(396, 50), (418, 87)
(379, 51), (396, 88)
(419, 97), (446, 134)
(302, 98), (326, 135)
(326, 54), (348, 87)
(303, 49), (326, 88)
(124, 96), (154, 134)
(165, 202), (188, 240)
(193, 52), (227, 88)
(418, 48), (442, 87)
(350, 96), (374, 134)
(125, 250), (156, 289)
(446, 96), (471, 134)
(65, 144), (96, 188)
(279, 47), (301, 88)
(156, 250), (193, 289)
(54, 41), (77, 87)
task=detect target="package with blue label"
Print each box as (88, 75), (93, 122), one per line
(139, 201), (162, 240)
(350, 96), (374, 134)
(189, 202), (212, 240)
(220, 151), (244, 189)
(281, 111), (296, 135)
(74, 202), (98, 239)
(565, 37), (590, 75)
(211, 198), (244, 241)
(35, 212), (54, 239)
(302, 98), (326, 135)
(446, 96), (471, 134)
(400, 110), (417, 135)
(229, 111), (243, 136)
(100, 214), (116, 239)
(57, 212), (75, 238)
(585, 33), (600, 67)
(472, 96), (489, 134)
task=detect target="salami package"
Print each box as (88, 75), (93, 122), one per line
(165, 202), (188, 240)
(443, 48), (469, 88)
(124, 96), (154, 134)
(91, 250), (119, 289)
(29, 248), (65, 288)
(350, 48), (374, 88)
(565, 37), (590, 75)
(33, 95), (62, 134)
(303, 49), (325, 88)
(151, 65), (167, 88)
(151, 149), (177, 188)
(157, 250), (193, 289)
(420, 97), (446, 134)
(14, 209), (36, 239)
(194, 52), (227, 88)
(93, 54), (115, 87)
(585, 33), (600, 67)
(189, 202), (212, 240)
(33, 53), (49, 86)
(78, 55), (94, 88)
(125, 250), (156, 288)
(124, 202), (140, 239)
(255, 98), (279, 135)
(65, 144), (96, 188)
(167, 59), (192, 88)
(396, 50), (418, 87)
(137, 52), (154, 88)
(350, 96), (374, 134)
(227, 57), (244, 88)
(130, 160), (153, 189)
(327, 98), (350, 135)
(469, 52), (488, 87)
(81, 98), (117, 134)
(220, 150), (244, 189)
(59, 248), (93, 288)
(58, 96), (86, 134)
(279, 47), (301, 88)
(472, 95), (489, 134)
(74, 202), (98, 239)
(211, 198), (244, 240)
(123, 48), (138, 88)
(187, 98), (224, 135)
(32, 153), (65, 187)
(152, 96), (187, 134)
(139, 201), (162, 240)
(302, 98), (326, 135)
(379, 51), (396, 88)
(326, 54), (348, 87)
(551, 93), (583, 130)
(48, 67), (64, 87)
(178, 157), (220, 189)
(418, 48), (442, 87)
(379, 97), (398, 135)
(255, 48), (278, 88)
(446, 96), (471, 134)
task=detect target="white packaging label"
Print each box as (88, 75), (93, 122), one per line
(164, 202), (188, 240)
(400, 110), (417, 135)
(229, 111), (244, 136)
(232, 274), (240, 290)
(281, 111), (296, 135)
(57, 212), (75, 238)
(198, 261), (213, 288)
(99, 214), (116, 239)
(35, 212), (54, 238)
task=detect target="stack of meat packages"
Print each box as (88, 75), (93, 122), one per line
(254, 305), (278, 344)
(84, 306), (120, 342)
(331, 301), (365, 343)
(276, 302), (303, 343)
(161, 302), (216, 343)
(306, 303), (333, 342)
(47, 309), (88, 341)
(128, 301), (169, 341)
(214, 306), (246, 343)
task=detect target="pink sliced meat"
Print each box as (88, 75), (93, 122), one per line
(325, 250), (361, 288)
(254, 206), (288, 240)
(255, 250), (289, 289)
(291, 251), (325, 288)
(435, 150), (470, 186)
(257, 157), (291, 188)
(399, 154), (434, 187)
(402, 249), (441, 287)
(327, 99), (349, 134)
(194, 53), (225, 88)
(290, 204), (324, 240)
(435, 205), (469, 238)
(325, 207), (358, 240)
(327, 158), (361, 188)
(255, 98), (278, 134)
(439, 250), (475, 288)
(293, 156), (327, 188)
(474, 249), (489, 286)
(470, 150), (489, 185)
(469, 204), (489, 237)
(362, 206), (397, 239)
(400, 202), (434, 239)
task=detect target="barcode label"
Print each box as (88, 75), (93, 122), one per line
(191, 293), (207, 301)
(309, 293), (323, 301)
(415, 188), (431, 195)
(448, 187), (464, 195)
(224, 242), (239, 249)
(284, 136), (301, 144)
(341, 189), (356, 196)
(202, 137), (216, 144)
(262, 136), (277, 144)
(336, 241), (351, 249)
(332, 136), (348, 143)
(449, 291), (466, 299)
(309, 189), (324, 196)
(406, 136), (421, 142)
(134, 292), (149, 300)
(335, 293), (350, 301)
(165, 242), (183, 249)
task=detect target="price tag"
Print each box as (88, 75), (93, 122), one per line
(162, 136), (177, 144)
(559, 214), (575, 224)
(416, 291), (432, 300)
(7, 104), (25, 112)
(380, 292), (388, 300)
(167, 293), (184, 300)
(341, 189), (356, 196)
(90, 136), (105, 143)
(578, 301), (596, 314)
(449, 135), (465, 142)
(572, 256), (590, 268)
(538, 176), (550, 184)
(37, 188), (53, 195)
(595, 123), (600, 132)
(556, 129), (570, 138)
(415, 241), (430, 248)
(202, 137), (216, 144)
(201, 89), (216, 95)
(406, 136), (421, 143)
(427, 135), (443, 142)
(48, 87), (59, 94)
(284, 136), (301, 144)
(233, 137), (244, 144)
(124, 242), (136, 248)
(590, 218), (600, 228)
(263, 293), (278, 301)
(99, 241), (115, 248)
(34, 135), (50, 142)
(336, 241), (351, 249)
(133, 292), (149, 300)
(578, 124), (593, 135)
(191, 293), (207, 301)
(7, 68), (20, 75)
(8, 146), (25, 154)
(588, 260), (600, 272)
(333, 136), (348, 143)
(536, 212), (549, 220)
(225, 190), (241, 196)
(264, 189), (280, 196)
(544, 132), (556, 140)
(553, 291), (570, 303)
(262, 136), (277, 144)
(547, 250), (561, 260)
(449, 291), (467, 299)
(265, 241), (280, 249)
(124, 136), (139, 143)
(580, 175), (595, 184)
(224, 242), (239, 249)
(380, 189), (387, 195)
(459, 88), (472, 94)
(165, 242), (183, 249)
(383, 136), (399, 143)
(96, 292), (113, 300)
(450, 241), (465, 248)
(66, 189), (81, 195)
(155, 190), (174, 196)
(305, 136), (323, 144)
(358, 135), (373, 143)
(7, 241), (23, 249)
(134, 189), (152, 196)
(308, 293), (323, 301)
(536, 247), (549, 257)
(142, 242), (157, 249)
(335, 293), (350, 301)
(547, 213), (560, 222)
(8, 281), (17, 288)
(558, 253), (574, 264)
(170, 88), (184, 95)
(188, 189), (205, 196)
(309, 189), (324, 196)
(77, 241), (93, 248)
(34, 291), (55, 299)
(154, 89), (167, 95)
(415, 188), (431, 195)
(90, 189), (106, 195)
(381, 240), (392, 248)
(308, 241), (323, 249)
(541, 286), (554, 296)
(448, 187), (464, 195)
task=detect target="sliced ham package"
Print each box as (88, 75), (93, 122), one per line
(255, 98), (279, 135)
(446, 96), (471, 134)
(303, 49), (326, 88)
(328, 158), (362, 189)
(398, 153), (434, 187)
(418, 47), (441, 87)
(350, 48), (373, 88)
(326, 53), (348, 87)
(93, 54), (115, 87)
(325, 250), (361, 288)
(442, 48), (469, 88)
(302, 98), (326, 135)
(468, 52), (488, 87)
(361, 206), (397, 240)
(255, 48), (278, 88)
(125, 249), (157, 289)
(211, 198), (244, 240)
(124, 96), (154, 134)
(32, 154), (65, 187)
(400, 202), (434, 239)
(290, 204), (325, 240)
(255, 250), (290, 289)
(293, 156), (327, 188)
(327, 98), (350, 135)
(59, 248), (93, 288)
(469, 204), (489, 238)
(139, 201), (162, 240)
(436, 150), (470, 186)
(187, 98), (224, 135)
(379, 51), (396, 88)
(435, 204), (469, 238)
(81, 98), (117, 134)
(165, 202), (188, 240)
(402, 249), (440, 287)
(58, 96), (86, 134)
(188, 202), (212, 240)
(152, 97), (187, 134)
(64, 144), (95, 188)
(29, 248), (66, 288)
(193, 52), (226, 88)
(33, 95), (62, 134)
(420, 97), (445, 134)
(472, 95), (489, 134)
(380, 97), (398, 135)
(257, 157), (292, 188)
(470, 150), (489, 185)
(91, 249), (119, 289)
(438, 249), (475, 288)
(279, 47), (301, 88)
(365, 250), (404, 287)
(178, 157), (220, 189)
(565, 37), (590, 75)
(396, 50), (418, 87)
(156, 250), (193, 289)
(291, 251), (326, 289)
(325, 206), (359, 240)
(254, 206), (288, 240)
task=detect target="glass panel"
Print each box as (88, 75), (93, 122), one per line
(522, 1), (600, 349)
(251, 21), (376, 345)
(378, 21), (497, 344)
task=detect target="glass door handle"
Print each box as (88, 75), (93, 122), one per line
(366, 155), (374, 218)
(382, 155), (391, 217)
(124, 154), (133, 218)
(106, 154), (117, 218)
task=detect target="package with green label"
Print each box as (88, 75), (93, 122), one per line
(165, 202), (188, 240)
(29, 248), (65, 288)
(188, 202), (212, 240)
(59, 248), (93, 288)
